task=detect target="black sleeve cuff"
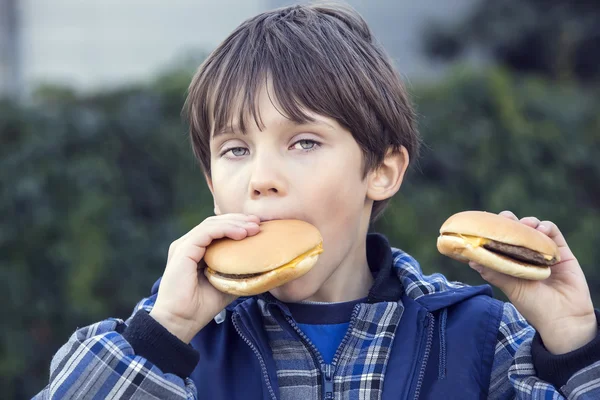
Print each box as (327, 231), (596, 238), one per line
(532, 309), (600, 388)
(122, 309), (200, 379)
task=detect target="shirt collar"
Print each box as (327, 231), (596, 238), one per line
(365, 233), (404, 303)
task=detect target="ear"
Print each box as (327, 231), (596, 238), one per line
(204, 172), (221, 215)
(366, 146), (409, 201)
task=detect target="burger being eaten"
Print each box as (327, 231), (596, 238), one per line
(436, 211), (560, 280)
(204, 219), (323, 296)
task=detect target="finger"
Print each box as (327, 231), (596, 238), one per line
(167, 240), (179, 263)
(536, 220), (569, 248)
(171, 242), (211, 268)
(169, 221), (260, 261)
(469, 261), (521, 294)
(169, 218), (259, 262)
(187, 221), (260, 249)
(179, 216), (259, 245)
(206, 213), (260, 222)
(519, 216), (541, 229)
(171, 221), (260, 266)
(499, 210), (518, 221)
(204, 218), (261, 229)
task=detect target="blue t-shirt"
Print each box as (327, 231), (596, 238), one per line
(285, 297), (365, 364)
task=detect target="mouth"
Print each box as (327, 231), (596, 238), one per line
(259, 217), (281, 223)
(252, 214), (313, 226)
(258, 216), (295, 223)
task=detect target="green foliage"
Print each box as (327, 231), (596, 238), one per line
(0, 81), (212, 397)
(423, 0), (600, 83)
(2, 66), (599, 397)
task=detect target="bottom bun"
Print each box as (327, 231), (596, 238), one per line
(437, 235), (551, 280)
(205, 253), (319, 296)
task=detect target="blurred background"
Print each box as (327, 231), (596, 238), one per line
(1, 0), (599, 398)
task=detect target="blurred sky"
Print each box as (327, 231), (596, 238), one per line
(1, 0), (477, 97)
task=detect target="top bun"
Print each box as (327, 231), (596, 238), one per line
(204, 219), (323, 275)
(440, 211), (559, 258)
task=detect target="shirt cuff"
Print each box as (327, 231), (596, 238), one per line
(532, 309), (600, 388)
(122, 309), (200, 379)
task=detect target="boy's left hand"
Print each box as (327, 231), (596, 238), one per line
(470, 210), (597, 355)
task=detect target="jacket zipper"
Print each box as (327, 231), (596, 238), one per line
(284, 305), (360, 400)
(413, 312), (435, 400)
(233, 312), (277, 400)
(285, 316), (333, 399)
(322, 363), (334, 400)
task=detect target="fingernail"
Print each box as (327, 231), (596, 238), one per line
(538, 223), (547, 231)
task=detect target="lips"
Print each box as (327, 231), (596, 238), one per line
(256, 215), (295, 223)
(247, 207), (304, 224)
(251, 214), (312, 228)
(258, 217), (283, 222)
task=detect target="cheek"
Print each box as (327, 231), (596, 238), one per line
(210, 166), (247, 211)
(304, 159), (368, 241)
(308, 157), (366, 215)
(320, 178), (365, 217)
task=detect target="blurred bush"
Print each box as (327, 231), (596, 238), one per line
(2, 65), (599, 397)
(1, 69), (212, 397)
(423, 0), (600, 83)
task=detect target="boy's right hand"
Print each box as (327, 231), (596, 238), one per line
(149, 214), (261, 343)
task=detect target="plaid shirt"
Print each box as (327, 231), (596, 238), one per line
(259, 298), (402, 400)
(34, 248), (600, 399)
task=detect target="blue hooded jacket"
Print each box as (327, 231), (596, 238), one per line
(35, 234), (600, 399)
(182, 234), (502, 399)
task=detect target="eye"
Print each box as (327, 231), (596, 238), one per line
(290, 139), (320, 151)
(221, 147), (249, 157)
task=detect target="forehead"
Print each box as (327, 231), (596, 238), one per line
(210, 82), (340, 138)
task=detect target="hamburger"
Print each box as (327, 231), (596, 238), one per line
(204, 219), (323, 296)
(436, 211), (560, 280)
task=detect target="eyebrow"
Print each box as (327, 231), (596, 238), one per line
(213, 126), (238, 137)
(212, 118), (335, 138)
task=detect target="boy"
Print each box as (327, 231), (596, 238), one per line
(36, 3), (600, 399)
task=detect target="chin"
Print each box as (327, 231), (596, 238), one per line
(268, 274), (322, 303)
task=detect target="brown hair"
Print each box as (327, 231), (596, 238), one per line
(184, 2), (420, 220)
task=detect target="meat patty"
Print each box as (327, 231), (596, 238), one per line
(213, 271), (264, 279)
(483, 241), (557, 266)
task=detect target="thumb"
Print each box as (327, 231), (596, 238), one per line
(469, 262), (521, 296)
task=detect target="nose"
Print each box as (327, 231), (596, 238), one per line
(249, 158), (287, 199)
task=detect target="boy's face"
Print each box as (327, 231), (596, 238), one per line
(208, 86), (396, 302)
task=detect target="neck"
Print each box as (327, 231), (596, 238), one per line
(304, 204), (375, 303)
(305, 238), (373, 303)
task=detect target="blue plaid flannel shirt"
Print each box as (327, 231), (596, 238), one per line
(34, 248), (600, 399)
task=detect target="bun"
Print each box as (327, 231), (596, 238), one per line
(204, 219), (323, 295)
(437, 211), (559, 281)
(205, 252), (319, 296)
(440, 211), (558, 257)
(204, 219), (322, 274)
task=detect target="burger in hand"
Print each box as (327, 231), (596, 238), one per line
(437, 211), (560, 280)
(204, 219), (323, 296)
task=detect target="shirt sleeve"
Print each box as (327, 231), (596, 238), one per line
(32, 295), (198, 400)
(488, 302), (600, 399)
